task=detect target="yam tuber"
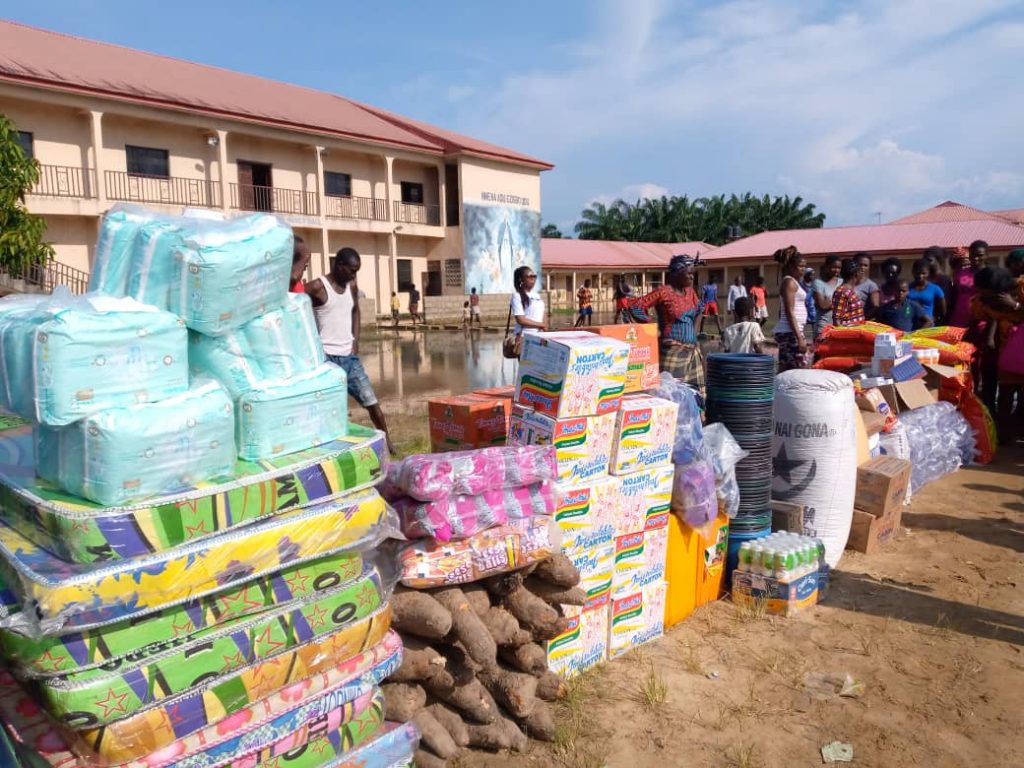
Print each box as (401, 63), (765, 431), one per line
(478, 666), (538, 719)
(480, 607), (531, 648)
(503, 584), (565, 641)
(499, 642), (548, 676)
(412, 710), (460, 760)
(525, 576), (587, 607)
(518, 699), (556, 741)
(423, 675), (498, 725)
(381, 682), (426, 722)
(481, 569), (526, 597)
(413, 750), (447, 768)
(391, 591), (452, 641)
(425, 703), (470, 747)
(462, 583), (492, 617)
(436, 643), (479, 684)
(433, 587), (498, 668)
(536, 670), (568, 701)
(388, 637), (447, 683)
(465, 715), (528, 753)
(533, 553), (580, 588)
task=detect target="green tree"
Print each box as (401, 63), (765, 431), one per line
(0, 114), (54, 275)
(541, 222), (563, 238)
(573, 192), (826, 245)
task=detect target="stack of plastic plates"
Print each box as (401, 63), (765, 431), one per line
(706, 353), (776, 531)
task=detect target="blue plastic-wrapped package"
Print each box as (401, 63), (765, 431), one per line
(190, 293), (325, 397)
(89, 204), (154, 296)
(237, 364), (348, 460)
(33, 379), (236, 505)
(245, 292), (325, 379)
(30, 294), (189, 426)
(0, 299), (50, 415)
(170, 214), (292, 334)
(126, 216), (183, 310)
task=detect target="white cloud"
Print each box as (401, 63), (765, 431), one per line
(444, 0), (1024, 226)
(584, 182), (671, 209)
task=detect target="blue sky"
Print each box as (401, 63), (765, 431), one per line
(6, 1), (1024, 232)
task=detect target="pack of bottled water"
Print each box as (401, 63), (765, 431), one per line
(735, 532), (826, 583)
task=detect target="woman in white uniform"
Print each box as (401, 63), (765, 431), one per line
(510, 265), (546, 335)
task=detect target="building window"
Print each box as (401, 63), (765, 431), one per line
(445, 259), (463, 288)
(16, 131), (34, 158)
(126, 145), (170, 178)
(324, 171), (352, 197)
(401, 181), (424, 205)
(397, 258), (414, 291)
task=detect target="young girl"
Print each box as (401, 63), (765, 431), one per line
(749, 277), (769, 326)
(772, 246), (810, 371)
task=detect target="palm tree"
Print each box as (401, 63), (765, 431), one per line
(575, 201), (627, 240)
(541, 223), (563, 238)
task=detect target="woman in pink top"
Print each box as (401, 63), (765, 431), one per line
(948, 241), (987, 328)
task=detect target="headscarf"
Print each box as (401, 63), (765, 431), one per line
(669, 254), (695, 274)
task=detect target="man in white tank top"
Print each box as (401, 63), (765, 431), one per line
(309, 248), (394, 454)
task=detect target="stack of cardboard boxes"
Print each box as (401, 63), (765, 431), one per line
(848, 456), (912, 553)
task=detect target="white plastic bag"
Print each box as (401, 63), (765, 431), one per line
(700, 423), (748, 518)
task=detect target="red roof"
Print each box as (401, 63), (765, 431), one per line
(705, 219), (1024, 263)
(0, 20), (552, 169)
(542, 239), (716, 270)
(888, 200), (1010, 225)
(993, 208), (1024, 226)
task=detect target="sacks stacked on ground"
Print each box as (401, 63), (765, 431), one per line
(507, 331), (679, 667)
(0, 205), (421, 767)
(381, 445), (571, 766)
(814, 323), (976, 371)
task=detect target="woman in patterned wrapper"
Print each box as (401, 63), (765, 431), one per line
(624, 254), (705, 389)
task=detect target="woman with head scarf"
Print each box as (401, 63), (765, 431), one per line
(626, 254), (705, 388)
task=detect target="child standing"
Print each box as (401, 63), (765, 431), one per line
(462, 301), (471, 329)
(722, 296), (773, 354)
(390, 291), (400, 327)
(749, 277), (769, 326)
(877, 280), (932, 333)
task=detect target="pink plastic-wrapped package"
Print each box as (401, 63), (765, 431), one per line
(393, 482), (557, 541)
(384, 445), (557, 502)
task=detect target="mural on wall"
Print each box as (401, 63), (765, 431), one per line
(462, 203), (541, 294)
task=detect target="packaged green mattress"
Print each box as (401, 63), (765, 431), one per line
(0, 549), (371, 675)
(0, 486), (394, 634)
(0, 420), (386, 564)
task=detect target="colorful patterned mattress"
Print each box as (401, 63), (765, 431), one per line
(0, 631), (402, 767)
(321, 721), (419, 768)
(0, 487), (393, 634)
(32, 563), (392, 726)
(0, 419), (386, 564)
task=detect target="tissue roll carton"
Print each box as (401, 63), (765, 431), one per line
(516, 331), (629, 419)
(615, 465), (674, 535)
(554, 476), (619, 551)
(565, 537), (614, 611)
(610, 395), (679, 476)
(508, 405), (615, 484)
(608, 580), (666, 658)
(612, 526), (669, 598)
(588, 323), (660, 393)
(546, 604), (609, 678)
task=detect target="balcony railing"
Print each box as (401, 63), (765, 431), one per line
(324, 195), (387, 222)
(230, 184), (318, 216)
(106, 171), (221, 208)
(393, 201), (441, 226)
(30, 165), (96, 199)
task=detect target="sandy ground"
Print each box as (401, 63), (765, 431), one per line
(356, 412), (1024, 768)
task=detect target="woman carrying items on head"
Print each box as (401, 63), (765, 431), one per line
(772, 246), (810, 371)
(511, 265), (546, 335)
(625, 254), (705, 388)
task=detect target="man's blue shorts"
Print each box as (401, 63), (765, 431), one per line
(325, 354), (378, 408)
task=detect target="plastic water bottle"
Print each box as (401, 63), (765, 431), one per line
(737, 542), (753, 572)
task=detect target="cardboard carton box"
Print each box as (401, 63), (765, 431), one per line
(610, 395), (678, 476)
(612, 526), (668, 597)
(771, 500), (811, 534)
(516, 332), (630, 419)
(615, 465), (674, 535)
(472, 385), (516, 399)
(546, 604), (608, 678)
(428, 394), (511, 452)
(731, 569), (818, 617)
(855, 456), (912, 517)
(877, 379), (935, 414)
(554, 476), (619, 551)
(847, 506), (903, 554)
(608, 580), (666, 658)
(588, 323), (660, 393)
(565, 539), (615, 611)
(508, 404), (615, 483)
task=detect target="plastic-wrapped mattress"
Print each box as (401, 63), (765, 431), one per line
(0, 487), (393, 634)
(32, 563), (393, 725)
(0, 630), (402, 767)
(0, 550), (370, 675)
(0, 421), (386, 563)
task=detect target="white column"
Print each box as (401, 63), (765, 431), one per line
(89, 111), (107, 205)
(384, 155), (395, 225)
(320, 227), (330, 277)
(597, 272), (603, 310)
(572, 271), (578, 310)
(437, 163), (446, 228)
(314, 145), (328, 221)
(389, 231), (399, 295)
(641, 272), (647, 293)
(216, 129), (229, 212)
